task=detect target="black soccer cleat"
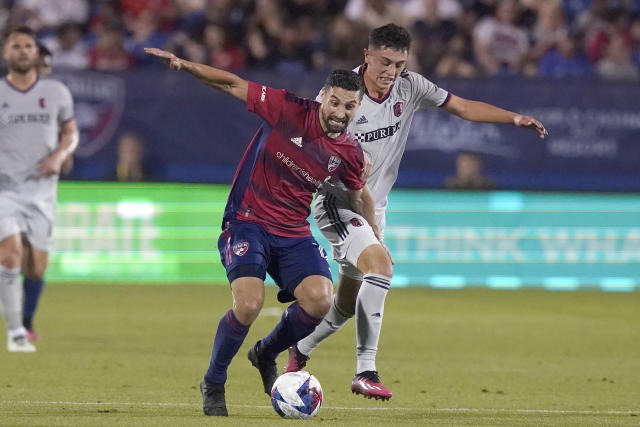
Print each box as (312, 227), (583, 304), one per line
(200, 378), (228, 416)
(247, 341), (278, 394)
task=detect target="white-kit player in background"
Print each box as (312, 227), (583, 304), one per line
(0, 27), (78, 352)
(286, 24), (547, 400)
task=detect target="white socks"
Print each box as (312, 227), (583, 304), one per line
(297, 295), (353, 356)
(297, 273), (392, 375)
(0, 265), (22, 333)
(355, 273), (391, 374)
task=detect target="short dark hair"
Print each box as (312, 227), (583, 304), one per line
(4, 26), (36, 41)
(368, 24), (411, 52)
(323, 69), (364, 98)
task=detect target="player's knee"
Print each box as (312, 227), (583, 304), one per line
(296, 280), (332, 318)
(370, 259), (393, 278)
(0, 254), (21, 269)
(24, 260), (47, 281)
(233, 297), (263, 325)
(357, 245), (393, 278)
(0, 242), (22, 269)
(311, 293), (332, 318)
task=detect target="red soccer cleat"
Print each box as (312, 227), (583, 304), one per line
(351, 371), (393, 400)
(284, 345), (309, 373)
(26, 329), (41, 341)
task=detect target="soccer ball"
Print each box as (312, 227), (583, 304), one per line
(270, 371), (323, 419)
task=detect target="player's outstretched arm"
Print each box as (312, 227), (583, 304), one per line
(144, 47), (248, 103)
(38, 119), (79, 176)
(444, 94), (548, 139)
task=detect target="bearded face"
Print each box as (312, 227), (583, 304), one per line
(3, 33), (39, 74)
(319, 86), (361, 137)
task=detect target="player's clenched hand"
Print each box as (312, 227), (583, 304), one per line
(144, 47), (183, 70)
(513, 115), (548, 139)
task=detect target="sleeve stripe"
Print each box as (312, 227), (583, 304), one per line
(439, 92), (452, 107)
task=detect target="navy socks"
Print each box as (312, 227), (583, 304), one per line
(23, 278), (44, 330)
(259, 302), (322, 361)
(205, 310), (250, 384)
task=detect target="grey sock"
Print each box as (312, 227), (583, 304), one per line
(356, 273), (391, 373)
(0, 265), (22, 332)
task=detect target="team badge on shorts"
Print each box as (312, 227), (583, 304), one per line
(393, 101), (403, 117)
(350, 218), (364, 227)
(328, 156), (341, 172)
(232, 241), (249, 256)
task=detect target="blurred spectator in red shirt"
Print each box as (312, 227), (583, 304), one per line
(120, 0), (176, 32)
(88, 25), (133, 71)
(203, 23), (244, 71)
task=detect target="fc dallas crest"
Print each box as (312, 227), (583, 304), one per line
(393, 101), (403, 117)
(232, 241), (249, 256)
(328, 155), (341, 172)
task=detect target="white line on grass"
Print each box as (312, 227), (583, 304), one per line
(6, 401), (638, 416)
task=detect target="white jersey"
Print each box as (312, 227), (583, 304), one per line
(316, 66), (449, 232)
(0, 77), (74, 198)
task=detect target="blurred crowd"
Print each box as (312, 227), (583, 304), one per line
(1, 0), (640, 81)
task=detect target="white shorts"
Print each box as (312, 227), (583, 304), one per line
(313, 195), (382, 281)
(0, 191), (55, 252)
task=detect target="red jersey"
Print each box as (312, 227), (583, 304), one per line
(223, 81), (366, 237)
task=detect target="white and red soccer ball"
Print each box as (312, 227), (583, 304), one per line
(270, 371), (323, 419)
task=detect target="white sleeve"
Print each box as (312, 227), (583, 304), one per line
(57, 83), (75, 124)
(409, 72), (450, 109)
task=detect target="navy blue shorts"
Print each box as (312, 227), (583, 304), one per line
(218, 220), (332, 302)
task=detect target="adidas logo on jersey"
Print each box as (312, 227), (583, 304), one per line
(290, 136), (303, 147)
(356, 115), (368, 125)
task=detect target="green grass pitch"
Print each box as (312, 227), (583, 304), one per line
(1, 284), (638, 426)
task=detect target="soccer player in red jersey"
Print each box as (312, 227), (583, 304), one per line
(145, 47), (385, 416)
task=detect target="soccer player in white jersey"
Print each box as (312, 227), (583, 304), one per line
(0, 27), (78, 352)
(287, 24), (547, 400)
